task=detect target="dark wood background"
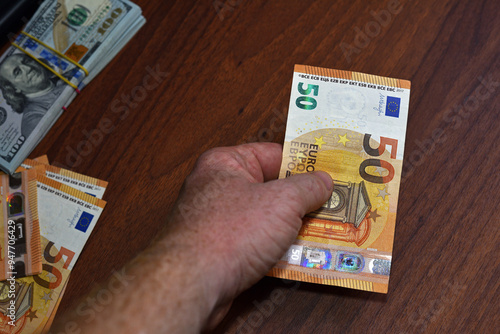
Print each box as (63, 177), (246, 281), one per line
(6, 0), (498, 332)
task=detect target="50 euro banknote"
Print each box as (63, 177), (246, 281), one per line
(0, 174), (106, 333)
(268, 65), (411, 293)
(19, 159), (108, 198)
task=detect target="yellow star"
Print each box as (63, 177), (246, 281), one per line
(338, 133), (350, 146)
(314, 136), (326, 149)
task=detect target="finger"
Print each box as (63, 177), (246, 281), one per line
(191, 143), (283, 184)
(235, 142), (283, 182)
(263, 171), (334, 218)
(204, 300), (233, 331)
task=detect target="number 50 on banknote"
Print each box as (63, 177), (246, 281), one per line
(268, 65), (411, 293)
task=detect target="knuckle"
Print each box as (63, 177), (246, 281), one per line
(190, 148), (246, 187)
(196, 148), (227, 168)
(196, 147), (247, 175)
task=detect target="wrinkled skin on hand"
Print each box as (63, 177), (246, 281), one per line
(167, 142), (333, 329)
(51, 143), (333, 334)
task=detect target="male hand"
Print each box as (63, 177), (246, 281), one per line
(166, 142), (333, 329)
(53, 142), (333, 334)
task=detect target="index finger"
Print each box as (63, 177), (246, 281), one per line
(235, 142), (283, 182)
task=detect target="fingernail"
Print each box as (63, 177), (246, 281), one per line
(314, 171), (333, 191)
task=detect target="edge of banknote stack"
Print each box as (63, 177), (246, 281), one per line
(0, 156), (108, 332)
(267, 64), (411, 294)
(0, 169), (42, 281)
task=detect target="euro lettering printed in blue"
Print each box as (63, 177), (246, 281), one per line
(385, 96), (401, 118)
(75, 211), (94, 233)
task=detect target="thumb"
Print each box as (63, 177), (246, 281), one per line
(263, 171), (334, 218)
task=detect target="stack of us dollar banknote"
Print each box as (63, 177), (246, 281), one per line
(0, 0), (145, 173)
(0, 155), (107, 333)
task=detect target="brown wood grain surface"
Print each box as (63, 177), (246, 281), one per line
(9, 0), (496, 332)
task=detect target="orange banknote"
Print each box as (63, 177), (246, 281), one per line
(0, 175), (106, 333)
(0, 169), (42, 281)
(268, 65), (411, 293)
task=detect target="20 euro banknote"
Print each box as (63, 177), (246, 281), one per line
(268, 65), (411, 293)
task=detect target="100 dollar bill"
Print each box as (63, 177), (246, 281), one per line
(268, 65), (411, 293)
(0, 0), (144, 173)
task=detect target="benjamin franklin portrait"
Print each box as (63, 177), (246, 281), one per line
(0, 53), (71, 137)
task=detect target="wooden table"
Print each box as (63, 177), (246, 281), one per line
(20, 0), (497, 332)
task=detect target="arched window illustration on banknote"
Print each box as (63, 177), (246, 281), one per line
(299, 180), (372, 246)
